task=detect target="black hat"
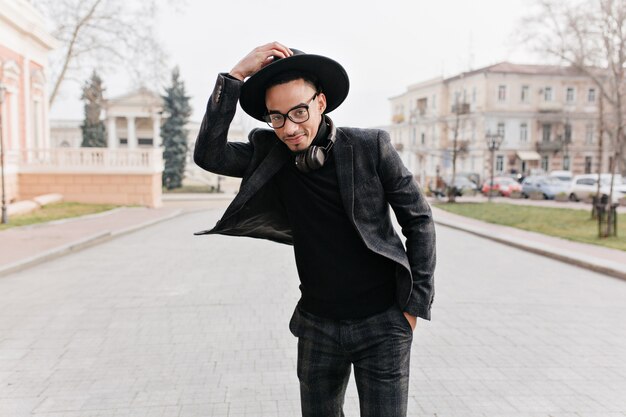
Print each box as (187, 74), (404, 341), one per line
(239, 48), (350, 122)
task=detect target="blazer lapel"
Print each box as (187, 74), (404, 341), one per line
(333, 131), (355, 222)
(222, 141), (290, 220)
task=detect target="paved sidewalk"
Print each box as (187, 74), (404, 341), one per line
(0, 207), (183, 277)
(431, 206), (626, 281)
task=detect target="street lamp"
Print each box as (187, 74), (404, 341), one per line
(0, 81), (7, 224)
(485, 130), (504, 202)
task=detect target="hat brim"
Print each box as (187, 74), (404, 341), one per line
(240, 54), (350, 122)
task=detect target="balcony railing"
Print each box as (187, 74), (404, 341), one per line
(16, 148), (164, 174)
(451, 102), (470, 115)
(538, 102), (563, 112)
(536, 140), (564, 152)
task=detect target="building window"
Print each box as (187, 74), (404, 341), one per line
(421, 132), (425, 145)
(497, 122), (506, 140)
(521, 85), (529, 102)
(496, 155), (504, 172)
(563, 155), (570, 170)
(544, 87), (553, 101)
(566, 87), (575, 103)
(33, 99), (42, 148)
(520, 123), (528, 142)
(432, 94), (437, 109)
(417, 98), (428, 115)
(564, 123), (572, 143)
(498, 85), (506, 102)
(542, 124), (552, 142)
(585, 124), (594, 144)
(584, 156), (592, 173)
(541, 155), (550, 172)
(588, 88), (596, 103)
(471, 122), (476, 143)
(472, 87), (476, 103)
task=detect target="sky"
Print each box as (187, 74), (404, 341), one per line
(49, 0), (541, 129)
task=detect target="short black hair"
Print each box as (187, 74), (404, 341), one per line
(265, 70), (321, 94)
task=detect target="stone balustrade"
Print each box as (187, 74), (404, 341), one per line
(16, 148), (164, 174)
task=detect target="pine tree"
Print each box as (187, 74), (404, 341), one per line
(80, 70), (107, 147)
(161, 67), (192, 189)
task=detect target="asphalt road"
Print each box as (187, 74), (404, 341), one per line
(1, 208), (625, 417)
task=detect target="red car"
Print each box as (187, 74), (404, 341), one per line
(482, 176), (522, 197)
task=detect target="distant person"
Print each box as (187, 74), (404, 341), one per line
(193, 42), (436, 417)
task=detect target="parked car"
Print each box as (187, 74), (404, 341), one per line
(568, 174), (626, 202)
(549, 170), (573, 184)
(482, 176), (522, 197)
(521, 176), (570, 199)
(445, 176), (479, 196)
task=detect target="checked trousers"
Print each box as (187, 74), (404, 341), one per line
(289, 303), (413, 417)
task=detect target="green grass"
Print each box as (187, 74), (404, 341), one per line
(435, 202), (626, 251)
(163, 185), (217, 193)
(0, 202), (118, 231)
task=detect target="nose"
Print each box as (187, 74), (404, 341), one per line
(282, 118), (299, 135)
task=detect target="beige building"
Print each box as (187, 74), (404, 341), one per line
(50, 90), (248, 194)
(389, 62), (612, 186)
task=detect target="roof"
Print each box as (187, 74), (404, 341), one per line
(445, 61), (597, 82)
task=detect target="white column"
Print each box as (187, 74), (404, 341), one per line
(10, 91), (18, 150)
(152, 113), (161, 147)
(107, 117), (117, 148)
(0, 98), (5, 152)
(42, 69), (51, 149)
(126, 116), (137, 148)
(23, 57), (31, 150)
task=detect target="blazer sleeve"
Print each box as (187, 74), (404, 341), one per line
(377, 130), (436, 320)
(193, 73), (254, 178)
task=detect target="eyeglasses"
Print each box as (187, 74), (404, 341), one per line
(263, 93), (318, 129)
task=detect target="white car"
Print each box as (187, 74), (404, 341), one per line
(549, 170), (573, 183)
(568, 174), (626, 203)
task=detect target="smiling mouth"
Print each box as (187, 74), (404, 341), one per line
(285, 134), (305, 144)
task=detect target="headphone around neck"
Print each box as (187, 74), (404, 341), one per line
(294, 116), (337, 173)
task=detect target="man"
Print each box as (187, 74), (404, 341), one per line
(194, 42), (436, 417)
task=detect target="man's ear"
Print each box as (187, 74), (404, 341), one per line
(318, 92), (327, 113)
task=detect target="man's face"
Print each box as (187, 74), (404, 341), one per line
(265, 79), (327, 152)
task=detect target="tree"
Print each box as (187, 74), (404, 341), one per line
(161, 67), (192, 190)
(447, 93), (470, 203)
(32, 0), (171, 107)
(522, 0), (626, 236)
(80, 70), (106, 147)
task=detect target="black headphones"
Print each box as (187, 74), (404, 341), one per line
(294, 117), (337, 173)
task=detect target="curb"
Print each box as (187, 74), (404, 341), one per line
(433, 218), (626, 281)
(0, 209), (183, 278)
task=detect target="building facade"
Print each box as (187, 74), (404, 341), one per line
(0, 0), (56, 202)
(389, 62), (613, 187)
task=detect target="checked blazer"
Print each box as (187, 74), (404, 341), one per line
(193, 73), (436, 320)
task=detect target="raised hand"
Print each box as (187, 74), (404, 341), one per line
(229, 42), (293, 81)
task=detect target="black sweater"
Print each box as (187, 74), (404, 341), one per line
(273, 121), (397, 319)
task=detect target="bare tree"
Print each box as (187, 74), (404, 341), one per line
(521, 0), (626, 235)
(32, 0), (174, 107)
(447, 94), (469, 203)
